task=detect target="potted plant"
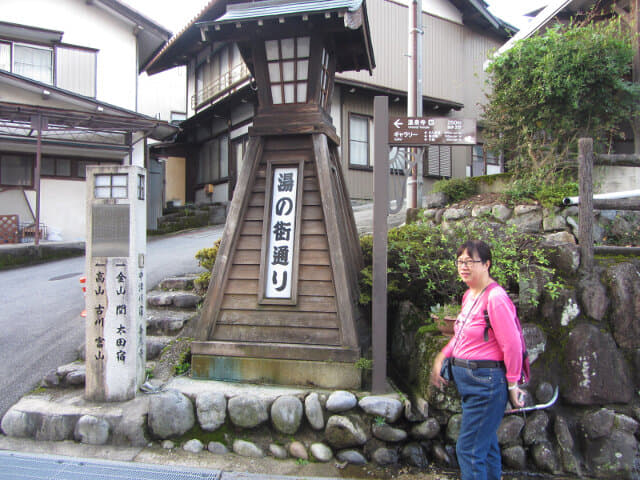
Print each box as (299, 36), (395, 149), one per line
(429, 302), (460, 337)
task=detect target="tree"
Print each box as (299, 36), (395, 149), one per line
(482, 15), (640, 185)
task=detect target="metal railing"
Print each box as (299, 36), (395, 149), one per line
(192, 63), (250, 109)
(577, 137), (640, 269)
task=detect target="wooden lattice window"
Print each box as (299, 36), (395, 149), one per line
(265, 37), (310, 104)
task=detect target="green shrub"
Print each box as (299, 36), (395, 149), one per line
(432, 177), (479, 204)
(195, 240), (221, 271)
(194, 239), (221, 292)
(358, 219), (556, 311)
(503, 172), (578, 208)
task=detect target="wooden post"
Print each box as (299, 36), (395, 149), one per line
(633, 0), (640, 154)
(578, 138), (594, 270)
(372, 96), (389, 393)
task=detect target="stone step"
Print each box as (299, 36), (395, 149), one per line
(146, 335), (174, 361)
(157, 274), (199, 291)
(147, 290), (202, 309)
(146, 308), (198, 336)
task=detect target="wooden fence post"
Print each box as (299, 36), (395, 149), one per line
(578, 138), (594, 270)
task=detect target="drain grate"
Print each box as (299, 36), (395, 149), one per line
(0, 451), (222, 480)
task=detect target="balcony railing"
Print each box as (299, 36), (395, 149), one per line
(192, 63), (250, 109)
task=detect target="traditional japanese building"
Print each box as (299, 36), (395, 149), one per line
(145, 0), (515, 209)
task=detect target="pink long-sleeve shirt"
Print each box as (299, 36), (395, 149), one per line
(441, 282), (523, 383)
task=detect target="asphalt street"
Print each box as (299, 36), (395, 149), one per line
(0, 224), (224, 419)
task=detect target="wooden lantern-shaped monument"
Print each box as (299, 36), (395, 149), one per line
(191, 0), (375, 389)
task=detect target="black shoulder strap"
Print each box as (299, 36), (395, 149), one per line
(483, 310), (491, 342)
(482, 282), (499, 342)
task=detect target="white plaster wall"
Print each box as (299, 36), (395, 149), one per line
(195, 183), (229, 205)
(131, 137), (146, 168)
(138, 67), (187, 120)
(3, 0), (138, 109)
(594, 166), (640, 194)
(34, 179), (87, 241)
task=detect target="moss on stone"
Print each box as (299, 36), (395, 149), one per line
(172, 421), (231, 446)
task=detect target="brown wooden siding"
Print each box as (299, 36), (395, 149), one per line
(212, 136), (340, 346)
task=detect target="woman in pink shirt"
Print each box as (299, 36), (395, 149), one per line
(430, 239), (524, 480)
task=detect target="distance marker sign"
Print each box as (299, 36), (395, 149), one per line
(389, 117), (476, 146)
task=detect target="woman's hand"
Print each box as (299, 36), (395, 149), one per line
(430, 351), (448, 390)
(508, 384), (525, 408)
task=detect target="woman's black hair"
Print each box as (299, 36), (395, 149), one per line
(456, 239), (492, 271)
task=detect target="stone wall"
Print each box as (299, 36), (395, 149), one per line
(394, 195), (640, 479)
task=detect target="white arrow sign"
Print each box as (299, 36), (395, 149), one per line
(393, 119), (404, 128)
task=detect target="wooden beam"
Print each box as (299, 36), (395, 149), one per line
(313, 133), (359, 348)
(193, 136), (264, 340)
(192, 340), (360, 362)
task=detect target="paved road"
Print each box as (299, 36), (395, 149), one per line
(0, 225), (224, 419)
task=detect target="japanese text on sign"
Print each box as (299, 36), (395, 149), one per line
(265, 167), (298, 299)
(389, 117), (476, 146)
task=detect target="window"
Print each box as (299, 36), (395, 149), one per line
(232, 135), (248, 179)
(265, 37), (310, 104)
(0, 42), (10, 71)
(42, 158), (71, 177)
(349, 114), (371, 168)
(0, 39), (96, 95)
(197, 134), (229, 184)
(137, 174), (145, 200)
(425, 145), (451, 178)
(319, 49), (331, 108)
(95, 174), (128, 199)
(0, 154), (33, 186)
(170, 111), (186, 124)
(472, 145), (500, 176)
(14, 43), (53, 84)
(1, 153), (108, 185)
(195, 62), (205, 104)
(40, 157), (95, 179)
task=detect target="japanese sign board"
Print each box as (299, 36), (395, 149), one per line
(265, 166), (299, 299)
(389, 117), (476, 146)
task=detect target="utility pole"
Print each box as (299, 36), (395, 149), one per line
(407, 0), (423, 208)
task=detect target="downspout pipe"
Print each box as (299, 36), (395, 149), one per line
(563, 189), (640, 205)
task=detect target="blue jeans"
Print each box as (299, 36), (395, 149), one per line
(452, 364), (508, 480)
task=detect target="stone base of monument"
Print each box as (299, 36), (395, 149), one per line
(191, 341), (361, 390)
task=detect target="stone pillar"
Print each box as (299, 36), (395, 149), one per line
(84, 165), (146, 402)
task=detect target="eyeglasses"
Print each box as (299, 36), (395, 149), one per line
(455, 259), (483, 268)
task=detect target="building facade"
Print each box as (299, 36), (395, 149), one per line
(145, 0), (513, 207)
(0, 0), (179, 242)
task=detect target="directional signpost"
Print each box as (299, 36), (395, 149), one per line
(372, 107), (478, 393)
(389, 116), (476, 146)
